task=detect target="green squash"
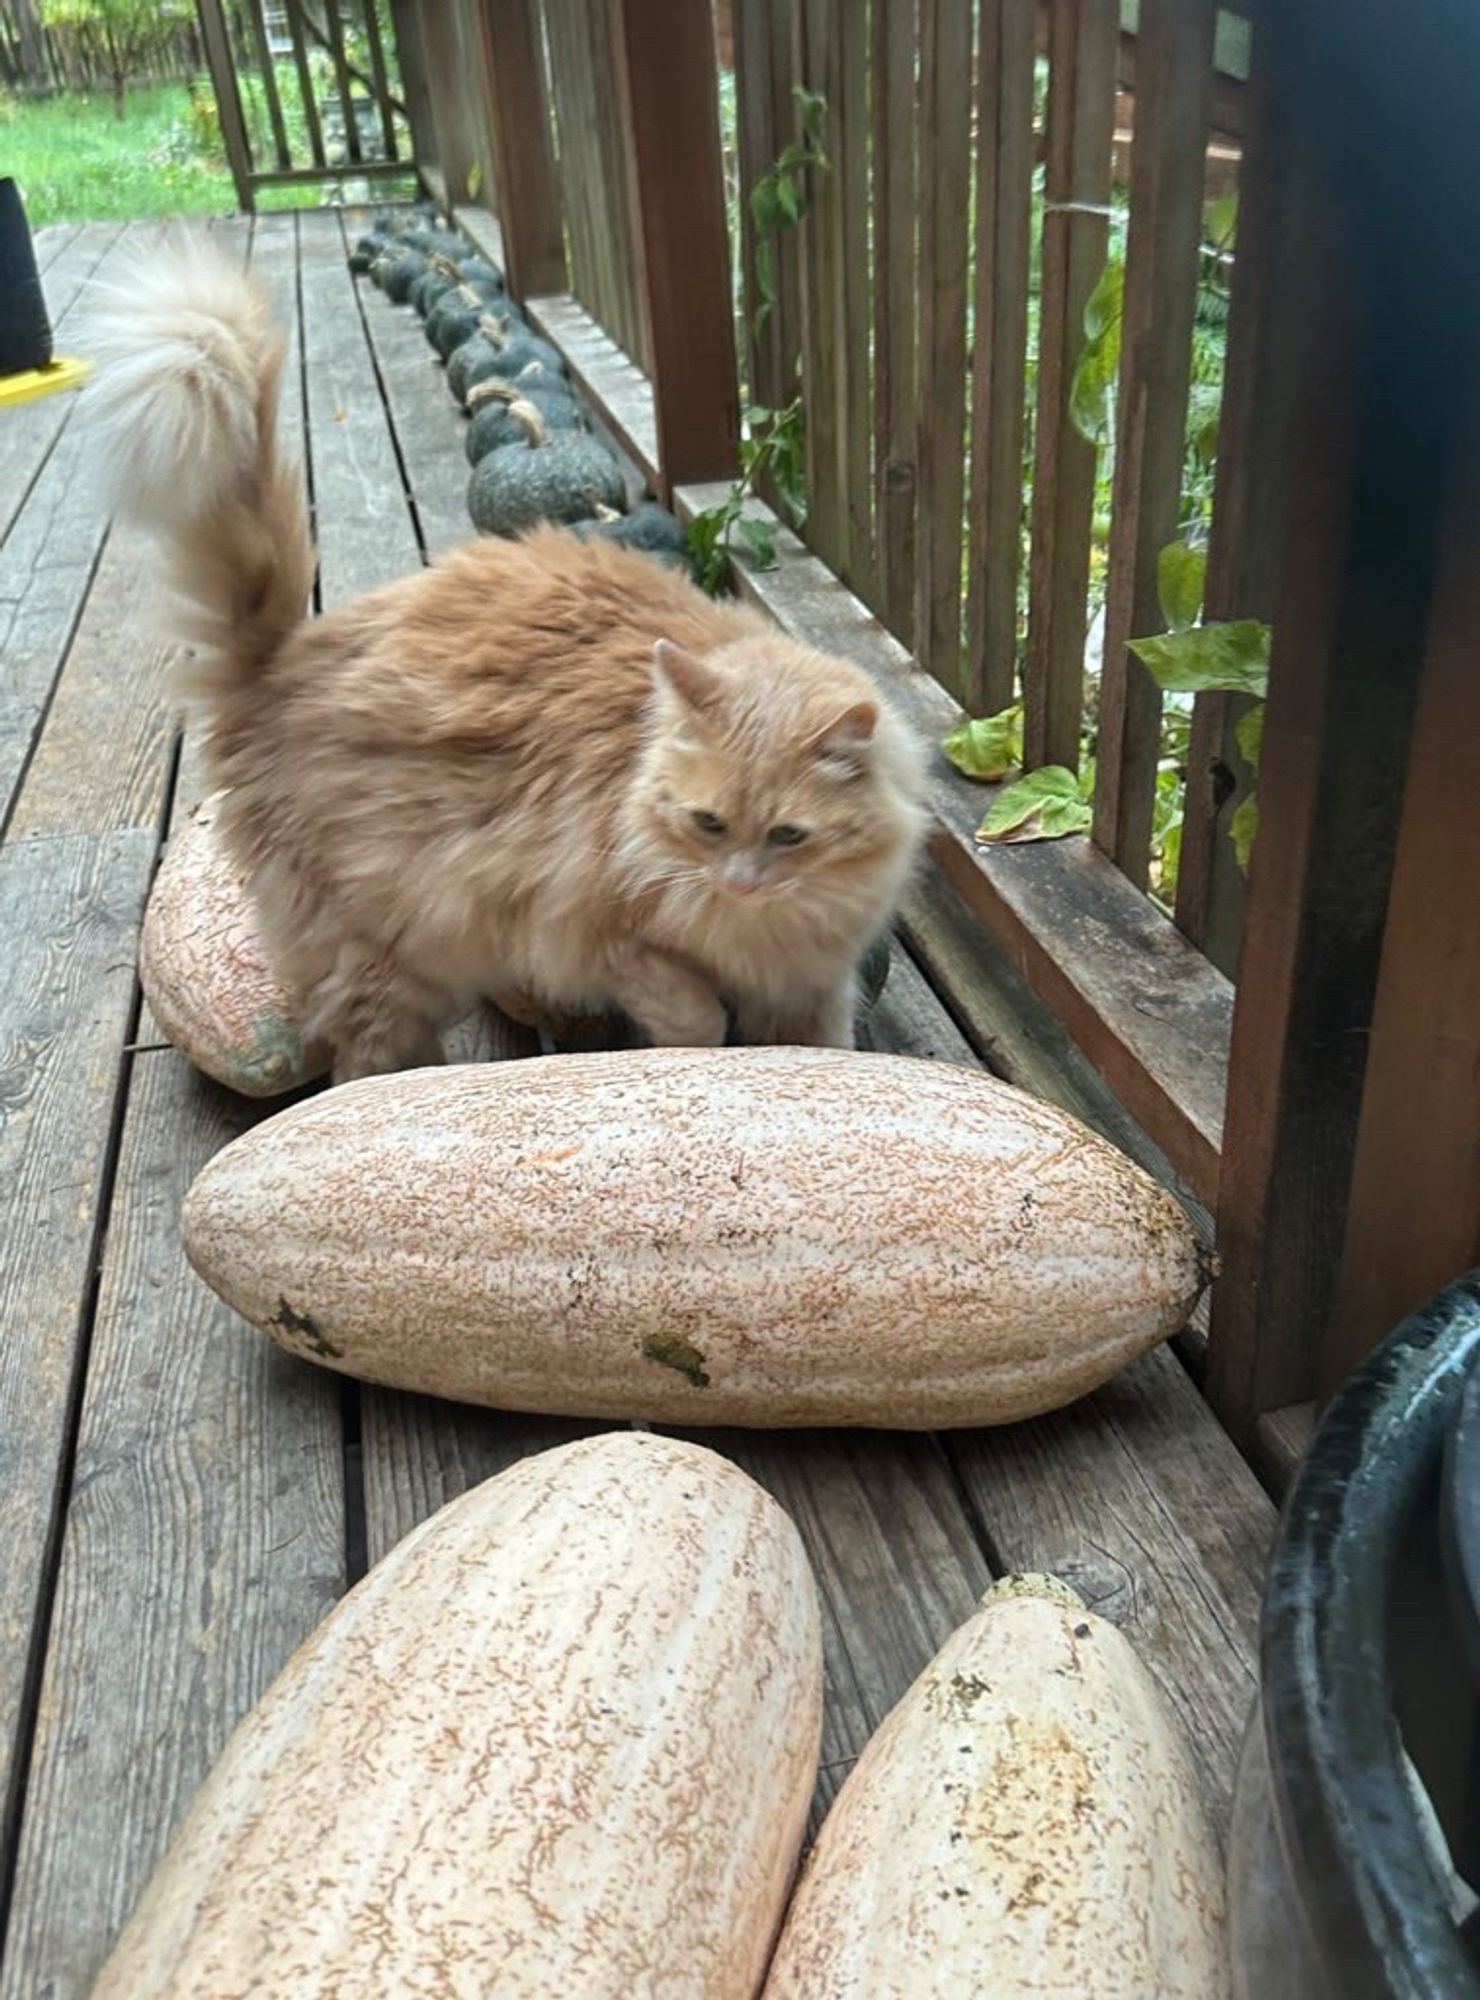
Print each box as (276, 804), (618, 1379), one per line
(427, 282), (508, 360)
(572, 503), (688, 567)
(465, 383), (583, 466)
(448, 319), (565, 407)
(381, 249), (429, 304)
(457, 257), (504, 290)
(468, 434), (625, 537)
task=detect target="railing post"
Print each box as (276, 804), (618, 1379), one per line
(473, 0), (566, 298)
(388, 0), (438, 176)
(1206, 0), (1480, 1441)
(614, 0), (741, 500)
(1325, 446), (1480, 1395)
(416, 1), (483, 207)
(194, 0), (255, 212)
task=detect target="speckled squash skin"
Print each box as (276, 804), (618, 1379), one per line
(181, 1046), (1208, 1426)
(762, 1575), (1230, 2000)
(90, 1431), (824, 2000)
(139, 794), (327, 1098)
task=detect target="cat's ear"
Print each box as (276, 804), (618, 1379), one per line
(807, 699), (878, 776)
(651, 639), (725, 716)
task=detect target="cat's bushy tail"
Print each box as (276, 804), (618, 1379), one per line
(85, 231), (314, 698)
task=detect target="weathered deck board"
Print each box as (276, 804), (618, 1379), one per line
(0, 226), (160, 832)
(5, 523), (177, 844)
(342, 211), (474, 560)
(298, 210), (423, 598)
(0, 223), (124, 553)
(0, 1055), (345, 2000)
(0, 830), (153, 1878)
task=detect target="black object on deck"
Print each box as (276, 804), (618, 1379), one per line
(0, 178), (54, 378)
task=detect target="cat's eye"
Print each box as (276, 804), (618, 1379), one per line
(691, 809), (727, 837)
(767, 823), (809, 848)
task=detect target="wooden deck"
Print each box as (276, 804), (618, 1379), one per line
(0, 212), (1275, 1995)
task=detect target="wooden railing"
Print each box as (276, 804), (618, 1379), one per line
(396, 1), (1480, 1484)
(194, 0), (420, 210)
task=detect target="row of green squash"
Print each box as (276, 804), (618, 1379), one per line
(92, 1430), (1229, 1997)
(350, 210), (690, 565)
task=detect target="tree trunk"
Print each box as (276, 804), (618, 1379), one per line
(13, 0), (49, 92)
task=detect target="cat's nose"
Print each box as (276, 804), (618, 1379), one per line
(720, 856), (762, 895)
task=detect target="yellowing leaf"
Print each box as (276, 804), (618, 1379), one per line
(1230, 792), (1259, 872)
(1235, 700), (1265, 772)
(977, 766), (1093, 846)
(942, 704), (1024, 783)
(1157, 541), (1207, 633)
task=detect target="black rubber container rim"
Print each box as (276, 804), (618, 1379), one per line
(1258, 1270), (1480, 1999)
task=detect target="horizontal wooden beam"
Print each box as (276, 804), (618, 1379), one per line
(249, 162), (419, 188)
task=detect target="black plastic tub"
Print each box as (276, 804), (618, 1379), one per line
(1230, 1273), (1480, 1998)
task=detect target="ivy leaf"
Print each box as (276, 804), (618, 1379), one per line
(776, 174), (803, 225)
(1068, 257), (1124, 444)
(1230, 792), (1259, 872)
(735, 516), (778, 571)
(1128, 620), (1271, 697)
(942, 704), (1024, 783)
(977, 766), (1094, 845)
(1157, 541), (1207, 633)
(1234, 700), (1264, 772)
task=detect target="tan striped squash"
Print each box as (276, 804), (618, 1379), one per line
(90, 1431), (823, 2000)
(139, 792), (326, 1097)
(762, 1573), (1230, 2000)
(180, 1046), (1208, 1428)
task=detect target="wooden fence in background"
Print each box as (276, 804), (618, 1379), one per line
(301, 0), (1480, 1486)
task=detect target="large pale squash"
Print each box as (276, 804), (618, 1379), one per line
(181, 1046), (1207, 1427)
(91, 1431), (823, 2000)
(763, 1574), (1230, 1999)
(139, 793), (327, 1097)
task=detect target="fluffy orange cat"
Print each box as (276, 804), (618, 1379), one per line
(88, 238), (929, 1078)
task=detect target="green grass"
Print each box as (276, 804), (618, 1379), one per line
(2, 82), (237, 226)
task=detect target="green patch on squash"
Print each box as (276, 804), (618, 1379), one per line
(641, 1333), (712, 1389)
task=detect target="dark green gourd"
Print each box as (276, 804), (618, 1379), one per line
(572, 503), (689, 568)
(465, 381), (583, 465)
(427, 282), (508, 360)
(467, 431), (625, 537)
(447, 316), (565, 406)
(381, 249), (429, 303)
(456, 257), (504, 290)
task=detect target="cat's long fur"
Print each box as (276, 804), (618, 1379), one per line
(88, 236), (929, 1076)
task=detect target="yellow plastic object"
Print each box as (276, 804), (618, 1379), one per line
(0, 355), (91, 409)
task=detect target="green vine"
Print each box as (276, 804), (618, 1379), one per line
(687, 87), (829, 596)
(945, 193), (1263, 901)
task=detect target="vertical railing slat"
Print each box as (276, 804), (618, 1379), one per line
(800, 0), (846, 579)
(1023, 0), (1118, 771)
(195, 0), (257, 211)
(475, 0), (565, 298)
(244, 0), (291, 171)
(871, 0), (919, 645)
(964, 0), (1037, 716)
(734, 0), (782, 410)
(359, 0), (398, 161)
(838, 0), (874, 601)
(616, 0), (740, 496)
(913, 0), (975, 701)
(320, 0), (363, 165)
(1092, 0), (1217, 886)
(1175, 24), (1282, 972)
(286, 0), (327, 169)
